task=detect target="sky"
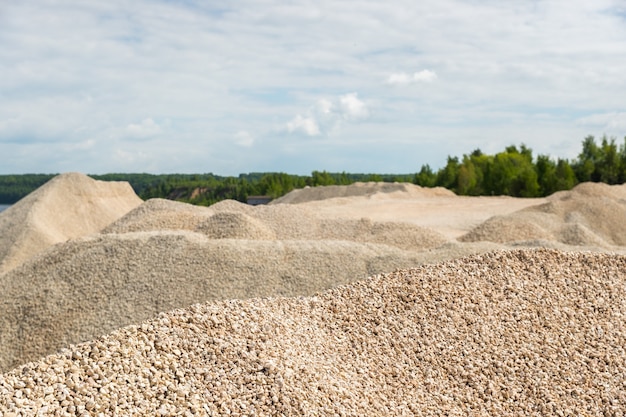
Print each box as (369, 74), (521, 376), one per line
(1, 0), (626, 175)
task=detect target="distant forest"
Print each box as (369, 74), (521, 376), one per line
(1, 134), (625, 205)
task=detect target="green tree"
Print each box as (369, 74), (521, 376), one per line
(436, 156), (460, 191)
(597, 136), (620, 184)
(309, 170), (336, 186)
(554, 158), (578, 192)
(457, 156), (478, 195)
(413, 165), (436, 187)
(573, 135), (600, 182)
(535, 154), (557, 196)
(620, 137), (626, 183)
(491, 147), (539, 197)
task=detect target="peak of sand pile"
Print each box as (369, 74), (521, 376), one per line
(460, 182), (626, 247)
(105, 198), (448, 251)
(2, 249), (625, 415)
(0, 173), (142, 274)
(271, 181), (454, 204)
(102, 198), (215, 234)
(0, 230), (440, 372)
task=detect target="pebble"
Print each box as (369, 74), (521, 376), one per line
(0, 249), (624, 415)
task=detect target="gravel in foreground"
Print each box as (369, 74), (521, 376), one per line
(1, 249), (625, 416)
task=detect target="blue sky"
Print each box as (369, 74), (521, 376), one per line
(1, 0), (626, 175)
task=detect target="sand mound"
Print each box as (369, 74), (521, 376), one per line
(319, 218), (447, 251)
(0, 173), (142, 274)
(460, 182), (626, 247)
(195, 212), (277, 239)
(2, 249), (625, 415)
(272, 181), (455, 204)
(0, 231), (429, 372)
(106, 198), (447, 251)
(102, 198), (215, 233)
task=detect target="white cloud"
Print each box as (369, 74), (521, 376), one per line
(285, 93), (370, 137)
(386, 70), (437, 85)
(286, 114), (321, 136)
(577, 112), (626, 130)
(339, 93), (369, 121)
(315, 98), (333, 115)
(126, 118), (162, 139)
(234, 130), (255, 147)
(1, 0), (626, 174)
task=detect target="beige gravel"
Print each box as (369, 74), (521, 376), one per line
(0, 173), (141, 274)
(271, 181), (455, 204)
(1, 175), (626, 416)
(1, 249), (625, 416)
(290, 184), (548, 240)
(461, 182), (626, 247)
(0, 231), (444, 372)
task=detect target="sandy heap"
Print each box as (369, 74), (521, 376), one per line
(271, 181), (455, 204)
(2, 176), (626, 395)
(1, 249), (625, 415)
(0, 185), (459, 371)
(460, 182), (626, 248)
(0, 232), (435, 372)
(105, 197), (448, 251)
(0, 173), (142, 274)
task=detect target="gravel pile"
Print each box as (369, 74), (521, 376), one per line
(1, 249), (625, 415)
(460, 182), (626, 247)
(0, 173), (141, 274)
(106, 198), (448, 252)
(271, 181), (454, 204)
(102, 199), (216, 234)
(0, 231), (434, 372)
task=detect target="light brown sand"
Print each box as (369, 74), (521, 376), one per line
(0, 231), (448, 371)
(0, 173), (141, 274)
(1, 176), (626, 415)
(461, 182), (626, 247)
(1, 250), (625, 415)
(286, 183), (549, 240)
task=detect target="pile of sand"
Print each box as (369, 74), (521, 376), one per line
(271, 181), (454, 204)
(106, 197), (448, 251)
(460, 182), (626, 247)
(0, 231), (443, 371)
(2, 173), (626, 413)
(0, 177), (469, 372)
(101, 198), (216, 234)
(0, 173), (142, 274)
(1, 249), (624, 415)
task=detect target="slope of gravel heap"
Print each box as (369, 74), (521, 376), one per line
(460, 182), (626, 247)
(271, 181), (455, 204)
(105, 198), (448, 251)
(0, 173), (141, 274)
(0, 231), (430, 372)
(318, 217), (447, 251)
(1, 249), (625, 415)
(102, 198), (215, 234)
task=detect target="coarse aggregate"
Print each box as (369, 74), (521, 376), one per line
(1, 249), (625, 416)
(0, 173), (141, 274)
(461, 182), (626, 247)
(0, 231), (441, 372)
(271, 181), (455, 204)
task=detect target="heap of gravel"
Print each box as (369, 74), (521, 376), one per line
(0, 173), (141, 274)
(101, 199), (216, 234)
(271, 181), (455, 204)
(106, 198), (448, 251)
(460, 182), (626, 247)
(1, 249), (625, 415)
(0, 231), (439, 372)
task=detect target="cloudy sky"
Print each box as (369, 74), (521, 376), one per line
(1, 0), (626, 175)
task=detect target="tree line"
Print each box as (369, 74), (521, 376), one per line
(414, 134), (626, 197)
(0, 134), (625, 205)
